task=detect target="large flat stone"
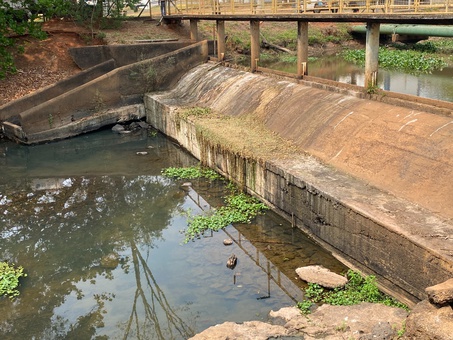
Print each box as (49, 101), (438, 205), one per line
(295, 265), (348, 288)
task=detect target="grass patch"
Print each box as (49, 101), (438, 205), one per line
(297, 270), (409, 314)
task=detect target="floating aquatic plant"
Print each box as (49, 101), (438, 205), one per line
(0, 262), (27, 299)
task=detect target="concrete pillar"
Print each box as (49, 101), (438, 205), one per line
(190, 19), (199, 42)
(297, 21), (309, 78)
(250, 20), (260, 72)
(365, 22), (380, 90)
(216, 20), (225, 61)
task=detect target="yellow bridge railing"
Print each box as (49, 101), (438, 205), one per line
(168, 0), (453, 15)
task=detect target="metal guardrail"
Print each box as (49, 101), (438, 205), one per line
(167, 0), (453, 15)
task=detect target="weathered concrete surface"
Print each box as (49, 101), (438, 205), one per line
(190, 304), (407, 339)
(68, 41), (193, 69)
(144, 63), (453, 304)
(4, 104), (145, 144)
(3, 41), (208, 144)
(0, 59), (116, 123)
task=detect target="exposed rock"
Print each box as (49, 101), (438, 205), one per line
(189, 320), (290, 340)
(223, 238), (233, 246)
(138, 121), (149, 129)
(226, 254), (237, 269)
(405, 299), (453, 340)
(425, 278), (453, 306)
(271, 304), (406, 340)
(296, 265), (348, 288)
(191, 303), (407, 340)
(112, 124), (125, 133)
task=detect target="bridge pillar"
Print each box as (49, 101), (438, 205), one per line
(190, 19), (199, 42)
(297, 21), (309, 78)
(250, 20), (260, 72)
(365, 22), (380, 90)
(216, 20), (225, 61)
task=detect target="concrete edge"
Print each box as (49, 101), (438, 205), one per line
(10, 104), (145, 145)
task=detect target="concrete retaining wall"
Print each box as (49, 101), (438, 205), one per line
(144, 63), (453, 305)
(4, 41), (208, 144)
(0, 59), (116, 123)
(69, 41), (193, 69)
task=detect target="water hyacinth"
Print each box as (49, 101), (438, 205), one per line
(341, 47), (447, 74)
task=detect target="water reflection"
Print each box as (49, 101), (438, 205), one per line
(0, 129), (347, 339)
(263, 54), (453, 102)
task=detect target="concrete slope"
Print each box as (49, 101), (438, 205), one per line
(145, 62), (453, 303)
(1, 42), (209, 144)
(151, 63), (453, 220)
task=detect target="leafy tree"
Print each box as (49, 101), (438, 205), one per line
(0, 0), (141, 80)
(0, 0), (46, 78)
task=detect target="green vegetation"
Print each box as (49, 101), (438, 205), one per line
(0, 0), (46, 78)
(0, 0), (140, 79)
(297, 270), (408, 314)
(341, 46), (447, 74)
(0, 261), (27, 299)
(162, 165), (221, 181)
(162, 166), (268, 243)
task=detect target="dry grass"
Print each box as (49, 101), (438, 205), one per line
(179, 107), (301, 162)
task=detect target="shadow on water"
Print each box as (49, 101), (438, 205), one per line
(0, 128), (347, 339)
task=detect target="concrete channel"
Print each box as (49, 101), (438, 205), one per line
(1, 42), (452, 306)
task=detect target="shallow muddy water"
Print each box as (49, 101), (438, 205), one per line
(0, 128), (347, 339)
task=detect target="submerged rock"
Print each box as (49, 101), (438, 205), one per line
(100, 253), (120, 269)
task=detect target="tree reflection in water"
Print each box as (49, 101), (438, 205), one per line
(0, 131), (199, 339)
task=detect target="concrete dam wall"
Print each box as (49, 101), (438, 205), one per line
(145, 63), (453, 304)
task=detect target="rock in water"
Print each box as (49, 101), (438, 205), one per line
(295, 265), (348, 289)
(223, 238), (233, 246)
(226, 254), (237, 269)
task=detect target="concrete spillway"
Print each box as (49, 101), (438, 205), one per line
(145, 62), (453, 304)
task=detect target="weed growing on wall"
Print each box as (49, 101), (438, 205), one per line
(297, 270), (409, 314)
(0, 262), (27, 299)
(161, 166), (268, 243)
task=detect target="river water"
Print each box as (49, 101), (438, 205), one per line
(264, 54), (453, 102)
(0, 128), (347, 339)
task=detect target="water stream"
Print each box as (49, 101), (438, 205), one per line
(0, 128), (347, 339)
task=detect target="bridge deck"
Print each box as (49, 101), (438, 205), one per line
(166, 13), (453, 24)
(165, 0), (453, 21)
